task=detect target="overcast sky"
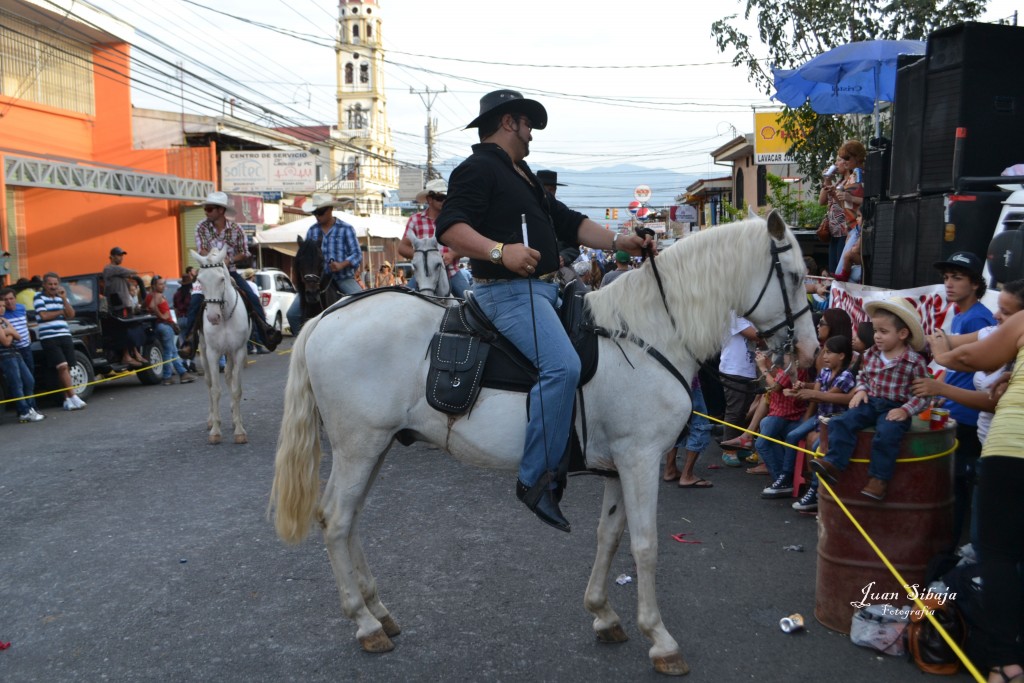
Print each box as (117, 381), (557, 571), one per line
(75, 0), (1022, 205)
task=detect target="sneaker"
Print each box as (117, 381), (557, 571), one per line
(71, 394), (87, 409)
(63, 397), (83, 411)
(180, 372), (197, 384)
(761, 474), (794, 499)
(792, 487), (818, 511)
(721, 452), (742, 467)
(30, 408), (46, 420)
(19, 410), (44, 423)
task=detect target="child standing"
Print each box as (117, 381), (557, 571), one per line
(810, 297), (929, 501)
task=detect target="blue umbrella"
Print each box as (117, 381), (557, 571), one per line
(771, 39), (926, 136)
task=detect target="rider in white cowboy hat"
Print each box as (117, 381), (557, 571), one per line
(810, 296), (929, 502)
(284, 193), (362, 335)
(434, 89), (653, 532)
(399, 179), (471, 296)
(181, 191), (281, 357)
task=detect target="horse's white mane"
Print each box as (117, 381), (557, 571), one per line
(586, 216), (799, 362)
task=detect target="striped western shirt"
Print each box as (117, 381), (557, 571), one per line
(33, 293), (71, 339)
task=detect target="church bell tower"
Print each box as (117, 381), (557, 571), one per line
(334, 0), (397, 215)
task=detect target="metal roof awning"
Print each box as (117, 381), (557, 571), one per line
(3, 154), (214, 201)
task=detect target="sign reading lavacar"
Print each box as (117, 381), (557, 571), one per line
(221, 151), (316, 192)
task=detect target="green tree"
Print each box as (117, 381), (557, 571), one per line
(711, 0), (987, 180)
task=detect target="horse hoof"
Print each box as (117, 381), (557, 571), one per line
(209, 435), (221, 445)
(652, 652), (689, 676)
(595, 624), (629, 644)
(234, 434), (248, 444)
(358, 629), (395, 653)
(379, 615), (401, 638)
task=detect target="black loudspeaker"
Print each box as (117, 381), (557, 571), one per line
(914, 191), (1008, 285)
(891, 199), (920, 290)
(888, 58), (927, 197)
(920, 22), (1024, 193)
(870, 200), (896, 288)
(864, 143), (890, 199)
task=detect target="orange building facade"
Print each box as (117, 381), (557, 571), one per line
(0, 1), (213, 282)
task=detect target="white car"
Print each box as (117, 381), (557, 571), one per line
(254, 269), (297, 335)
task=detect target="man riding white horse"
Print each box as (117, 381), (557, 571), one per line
(435, 89), (651, 532)
(398, 179), (471, 297)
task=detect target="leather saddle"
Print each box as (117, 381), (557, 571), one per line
(426, 279), (599, 415)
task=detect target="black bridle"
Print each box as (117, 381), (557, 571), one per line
(199, 261), (239, 318)
(740, 239), (811, 349)
(413, 245), (450, 296)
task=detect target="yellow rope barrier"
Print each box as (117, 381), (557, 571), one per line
(0, 356), (178, 404)
(694, 409), (983, 681)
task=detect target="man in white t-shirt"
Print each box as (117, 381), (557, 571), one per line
(718, 313), (761, 465)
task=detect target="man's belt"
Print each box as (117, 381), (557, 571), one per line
(474, 272), (557, 284)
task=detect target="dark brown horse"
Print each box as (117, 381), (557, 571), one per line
(292, 236), (344, 326)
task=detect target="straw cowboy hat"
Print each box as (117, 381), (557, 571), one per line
(415, 178), (448, 203)
(466, 89), (548, 130)
(864, 297), (925, 351)
(303, 193), (345, 214)
(202, 191), (230, 209)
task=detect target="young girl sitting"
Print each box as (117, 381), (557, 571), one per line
(786, 335), (856, 511)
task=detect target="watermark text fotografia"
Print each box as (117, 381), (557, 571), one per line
(850, 581), (957, 617)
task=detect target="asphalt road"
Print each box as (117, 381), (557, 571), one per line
(1, 340), (946, 682)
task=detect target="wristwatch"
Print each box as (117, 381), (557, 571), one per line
(489, 242), (504, 264)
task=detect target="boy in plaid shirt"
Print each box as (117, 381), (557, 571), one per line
(810, 297), (929, 501)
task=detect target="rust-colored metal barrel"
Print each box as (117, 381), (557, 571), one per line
(814, 419), (955, 633)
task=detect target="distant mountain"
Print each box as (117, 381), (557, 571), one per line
(433, 158), (706, 220)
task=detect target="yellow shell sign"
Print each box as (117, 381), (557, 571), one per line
(754, 112), (796, 165)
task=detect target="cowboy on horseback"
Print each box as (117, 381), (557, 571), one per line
(285, 194), (362, 335)
(180, 191), (281, 357)
(435, 89), (651, 532)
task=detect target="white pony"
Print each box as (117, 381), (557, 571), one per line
(409, 234), (451, 298)
(192, 246), (250, 445)
(270, 212), (817, 675)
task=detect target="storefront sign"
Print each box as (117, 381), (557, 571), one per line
(753, 111), (796, 165)
(222, 151), (316, 192)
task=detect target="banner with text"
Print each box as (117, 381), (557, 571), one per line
(222, 151), (316, 193)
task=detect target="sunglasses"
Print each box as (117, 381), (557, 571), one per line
(203, 206), (221, 212)
(429, 193), (447, 201)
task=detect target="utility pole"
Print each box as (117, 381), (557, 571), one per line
(409, 85), (447, 180)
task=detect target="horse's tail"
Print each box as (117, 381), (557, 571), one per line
(269, 315), (324, 544)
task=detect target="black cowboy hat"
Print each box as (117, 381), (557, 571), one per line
(537, 170), (566, 186)
(466, 89), (548, 130)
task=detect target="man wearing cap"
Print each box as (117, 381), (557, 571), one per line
(102, 247), (146, 367)
(398, 179), (470, 297)
(285, 194), (362, 335)
(600, 250), (632, 287)
(933, 251), (996, 542)
(435, 89), (651, 532)
(188, 191), (279, 353)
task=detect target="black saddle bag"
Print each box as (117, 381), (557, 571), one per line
(427, 331), (491, 415)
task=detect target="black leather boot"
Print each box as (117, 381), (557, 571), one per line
(516, 476), (571, 533)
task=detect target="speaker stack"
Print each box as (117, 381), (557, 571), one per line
(867, 22), (1024, 289)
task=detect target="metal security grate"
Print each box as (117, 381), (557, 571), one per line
(0, 8), (95, 116)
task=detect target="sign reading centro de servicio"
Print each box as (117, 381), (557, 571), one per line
(222, 151), (316, 192)
(753, 112), (796, 165)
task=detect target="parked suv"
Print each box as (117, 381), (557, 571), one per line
(254, 269), (297, 335)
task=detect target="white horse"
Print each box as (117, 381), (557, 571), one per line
(270, 212), (817, 675)
(192, 246), (250, 445)
(409, 234), (451, 298)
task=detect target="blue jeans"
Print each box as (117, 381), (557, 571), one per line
(450, 269), (472, 298)
(786, 415), (821, 453)
(674, 384), (711, 453)
(286, 276), (362, 336)
(472, 279), (580, 488)
(1, 348), (36, 414)
(154, 323), (187, 379)
(824, 397), (911, 481)
(756, 415), (802, 481)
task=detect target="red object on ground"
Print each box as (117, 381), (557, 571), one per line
(671, 533), (702, 544)
(0, 641), (11, 650)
